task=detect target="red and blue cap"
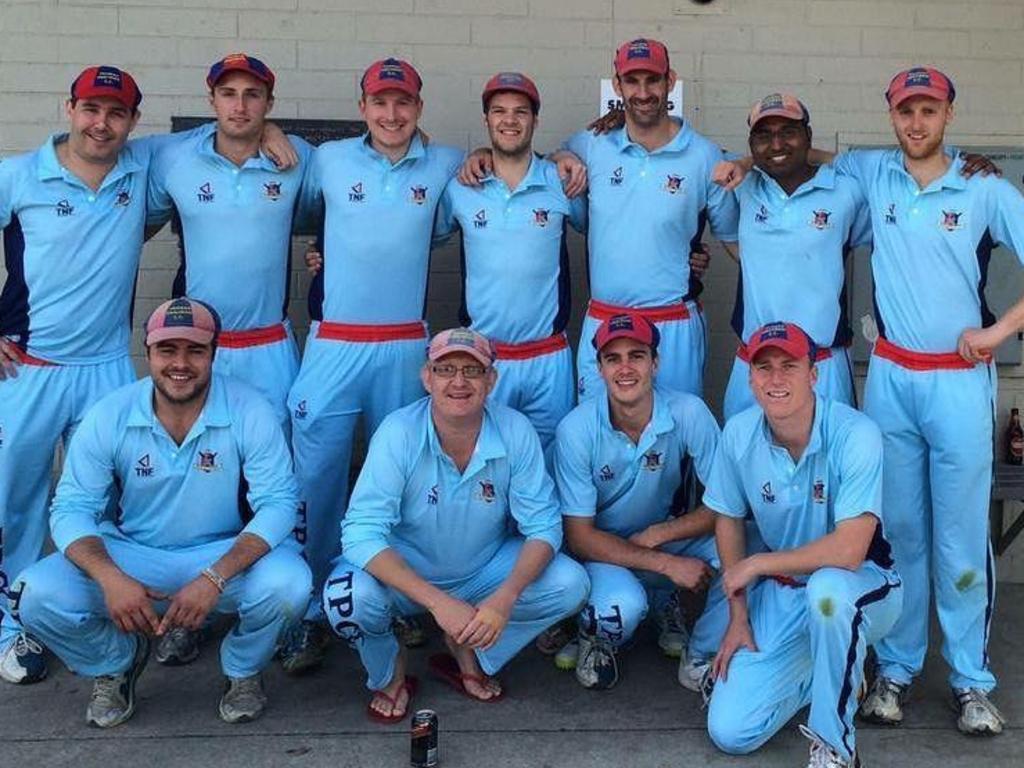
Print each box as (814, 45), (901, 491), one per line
(361, 58), (422, 98)
(885, 67), (955, 108)
(145, 297), (221, 347)
(614, 38), (670, 76)
(70, 66), (142, 111)
(748, 93), (810, 129)
(428, 327), (496, 367)
(482, 71), (541, 113)
(207, 53), (276, 94)
(746, 322), (817, 363)
(592, 313), (661, 353)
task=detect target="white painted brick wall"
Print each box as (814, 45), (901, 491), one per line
(3, 0), (1024, 579)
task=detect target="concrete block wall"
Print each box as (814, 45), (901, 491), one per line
(3, 0), (1024, 577)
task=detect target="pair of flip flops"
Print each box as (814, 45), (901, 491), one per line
(366, 675), (419, 724)
(428, 653), (505, 703)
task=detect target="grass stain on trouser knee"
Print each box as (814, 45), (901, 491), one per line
(818, 597), (835, 618)
(955, 571), (976, 592)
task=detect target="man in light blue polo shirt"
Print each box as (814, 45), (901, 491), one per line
(284, 58), (466, 670)
(565, 38), (738, 400)
(0, 66), (156, 685)
(811, 68), (1023, 735)
(321, 327), (587, 723)
(148, 54), (314, 430)
(437, 72), (586, 456)
(705, 321), (902, 768)
(12, 298), (310, 727)
(554, 313), (726, 691)
(722, 93), (870, 419)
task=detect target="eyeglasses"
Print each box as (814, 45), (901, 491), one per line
(430, 363), (490, 379)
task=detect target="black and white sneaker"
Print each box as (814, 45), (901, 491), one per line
(858, 675), (905, 725)
(219, 674), (268, 723)
(575, 633), (618, 690)
(0, 631), (47, 685)
(86, 634), (150, 728)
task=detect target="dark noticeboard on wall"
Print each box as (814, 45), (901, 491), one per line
(848, 146), (1024, 365)
(170, 116), (366, 146)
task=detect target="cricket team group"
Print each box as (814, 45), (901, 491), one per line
(1, 33), (1022, 768)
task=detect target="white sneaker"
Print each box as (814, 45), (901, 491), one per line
(858, 676), (905, 725)
(655, 593), (689, 659)
(0, 632), (47, 685)
(677, 655), (711, 694)
(800, 724), (860, 768)
(954, 688), (1006, 735)
(554, 636), (580, 671)
(575, 633), (618, 690)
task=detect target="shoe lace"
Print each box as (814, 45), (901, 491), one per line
(227, 675), (264, 704)
(90, 674), (124, 709)
(956, 689), (1007, 726)
(13, 633), (44, 656)
(799, 724), (848, 768)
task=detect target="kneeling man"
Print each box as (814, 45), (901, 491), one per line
(322, 327), (588, 722)
(15, 298), (311, 726)
(555, 313), (727, 690)
(705, 322), (902, 768)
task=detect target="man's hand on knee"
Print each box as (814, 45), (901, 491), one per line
(99, 572), (164, 636)
(158, 576), (221, 635)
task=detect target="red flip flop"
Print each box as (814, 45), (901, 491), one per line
(428, 653), (506, 703)
(366, 675), (419, 724)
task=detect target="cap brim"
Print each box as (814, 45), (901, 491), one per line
(889, 86), (949, 108)
(749, 110), (806, 129)
(429, 346), (492, 367)
(146, 327), (215, 346)
(363, 82), (420, 97)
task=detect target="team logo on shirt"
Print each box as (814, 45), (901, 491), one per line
(476, 480), (496, 503)
(263, 182), (282, 201)
(114, 190), (131, 207)
(811, 210), (832, 230)
(664, 174), (683, 194)
(533, 208), (550, 227)
(197, 182), (215, 203)
(134, 454), (155, 478)
(349, 182), (365, 202)
(812, 479), (826, 504)
(884, 203), (897, 225)
(941, 210), (963, 232)
(196, 450), (218, 473)
(761, 481), (776, 504)
(610, 166), (624, 186)
(410, 185), (428, 205)
(754, 204), (769, 224)
(427, 484), (439, 505)
(599, 464), (615, 482)
(473, 209), (488, 229)
(55, 199), (74, 217)
(294, 400), (308, 420)
(641, 451), (663, 471)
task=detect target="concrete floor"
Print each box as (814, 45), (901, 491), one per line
(2, 586), (1020, 768)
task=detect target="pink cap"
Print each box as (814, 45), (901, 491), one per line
(70, 66), (142, 110)
(592, 313), (661, 352)
(482, 71), (541, 113)
(885, 67), (955, 108)
(748, 93), (810, 129)
(745, 322), (816, 363)
(145, 297), (221, 346)
(361, 58), (422, 98)
(428, 327), (496, 367)
(207, 53), (275, 94)
(614, 38), (670, 76)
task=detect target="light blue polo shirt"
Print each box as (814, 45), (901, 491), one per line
(0, 135), (154, 363)
(564, 121), (738, 307)
(704, 396), (893, 572)
(300, 133), (464, 324)
(341, 397), (562, 585)
(733, 164), (871, 347)
(147, 125), (315, 330)
(834, 149), (1024, 352)
(49, 373), (299, 552)
(555, 387), (720, 538)
(436, 156), (587, 342)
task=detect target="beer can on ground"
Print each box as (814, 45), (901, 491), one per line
(411, 709), (439, 767)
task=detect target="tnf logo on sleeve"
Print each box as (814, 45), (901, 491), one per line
(134, 454), (154, 478)
(599, 464), (615, 482)
(884, 203), (897, 225)
(294, 400), (308, 420)
(349, 182), (365, 202)
(55, 199), (75, 217)
(427, 484), (439, 505)
(196, 182), (215, 203)
(761, 481), (776, 504)
(754, 204), (769, 224)
(473, 209), (488, 229)
(610, 166), (624, 186)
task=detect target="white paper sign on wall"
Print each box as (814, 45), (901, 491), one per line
(599, 79), (684, 117)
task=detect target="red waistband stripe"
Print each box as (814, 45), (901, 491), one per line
(316, 320), (427, 343)
(217, 323), (288, 349)
(873, 337), (974, 371)
(586, 299), (694, 323)
(493, 333), (569, 360)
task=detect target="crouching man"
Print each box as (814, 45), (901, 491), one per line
(705, 322), (903, 768)
(322, 327), (588, 723)
(14, 298), (311, 727)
